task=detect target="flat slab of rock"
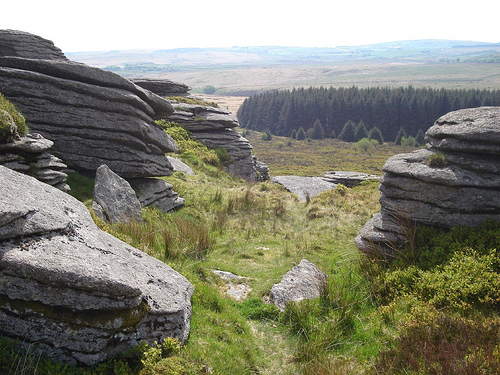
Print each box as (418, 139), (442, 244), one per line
(426, 107), (500, 154)
(167, 156), (195, 175)
(213, 270), (252, 301)
(272, 176), (337, 201)
(131, 78), (190, 96)
(322, 171), (380, 187)
(0, 166), (193, 365)
(270, 259), (327, 311)
(92, 164), (143, 223)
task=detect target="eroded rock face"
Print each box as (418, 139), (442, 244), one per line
(0, 166), (194, 365)
(130, 78), (190, 97)
(0, 133), (70, 191)
(129, 177), (185, 213)
(355, 107), (500, 257)
(0, 29), (177, 178)
(131, 79), (269, 181)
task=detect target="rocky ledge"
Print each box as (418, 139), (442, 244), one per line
(131, 79), (269, 181)
(0, 30), (177, 178)
(355, 106), (500, 257)
(0, 166), (194, 365)
(0, 132), (69, 191)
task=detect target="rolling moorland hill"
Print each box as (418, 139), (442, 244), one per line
(67, 39), (500, 94)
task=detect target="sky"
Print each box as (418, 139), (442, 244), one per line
(2, 0), (499, 52)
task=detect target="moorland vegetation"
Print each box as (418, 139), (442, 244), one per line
(2, 102), (500, 374)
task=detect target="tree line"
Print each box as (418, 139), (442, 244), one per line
(236, 86), (500, 142)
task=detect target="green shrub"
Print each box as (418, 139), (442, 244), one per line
(157, 120), (225, 167)
(0, 93), (28, 142)
(427, 151), (448, 167)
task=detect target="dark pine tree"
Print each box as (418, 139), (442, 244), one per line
(311, 119), (325, 139)
(338, 121), (356, 142)
(415, 128), (425, 146)
(394, 127), (407, 145)
(368, 126), (384, 144)
(354, 120), (369, 141)
(296, 127), (306, 140)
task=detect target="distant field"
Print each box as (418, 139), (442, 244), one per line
(158, 62), (500, 94)
(69, 41), (500, 95)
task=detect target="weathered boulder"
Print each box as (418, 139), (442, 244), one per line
(0, 133), (70, 191)
(92, 164), (143, 223)
(272, 176), (337, 201)
(355, 107), (500, 256)
(270, 259), (327, 311)
(0, 30), (177, 178)
(0, 166), (194, 365)
(129, 177), (185, 213)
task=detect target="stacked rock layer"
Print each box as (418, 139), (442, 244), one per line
(0, 166), (194, 365)
(130, 78), (270, 181)
(0, 132), (69, 191)
(355, 106), (500, 256)
(0, 30), (177, 178)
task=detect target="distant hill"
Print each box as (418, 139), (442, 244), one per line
(66, 40), (500, 94)
(67, 39), (500, 68)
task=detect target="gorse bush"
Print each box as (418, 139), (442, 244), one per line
(156, 120), (228, 167)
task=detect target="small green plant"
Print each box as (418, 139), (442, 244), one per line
(427, 151), (447, 167)
(0, 93), (28, 142)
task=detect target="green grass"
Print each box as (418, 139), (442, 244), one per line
(244, 130), (417, 177)
(3, 132), (500, 375)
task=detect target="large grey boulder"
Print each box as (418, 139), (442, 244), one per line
(0, 166), (194, 365)
(270, 259), (327, 311)
(0, 29), (177, 178)
(355, 107), (500, 256)
(92, 164), (143, 223)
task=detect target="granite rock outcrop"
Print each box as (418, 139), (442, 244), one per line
(0, 30), (177, 178)
(0, 132), (69, 191)
(0, 166), (194, 365)
(355, 107), (500, 256)
(132, 79), (269, 181)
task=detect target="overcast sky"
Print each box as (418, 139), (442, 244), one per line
(3, 0), (499, 52)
